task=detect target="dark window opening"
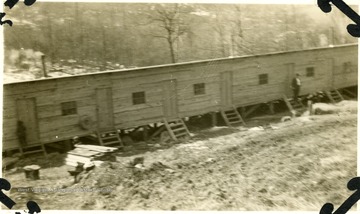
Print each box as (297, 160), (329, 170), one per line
(306, 67), (315, 77)
(132, 92), (146, 105)
(259, 74), (268, 85)
(61, 101), (77, 116)
(194, 83), (205, 95)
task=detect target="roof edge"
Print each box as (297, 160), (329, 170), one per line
(4, 43), (358, 85)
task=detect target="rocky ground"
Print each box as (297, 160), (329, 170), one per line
(2, 101), (357, 211)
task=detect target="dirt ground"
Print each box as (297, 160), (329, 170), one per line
(2, 101), (357, 211)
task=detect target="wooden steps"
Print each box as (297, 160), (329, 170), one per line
(163, 118), (191, 141)
(97, 130), (123, 148)
(326, 89), (344, 103)
(20, 144), (47, 156)
(283, 95), (305, 113)
(221, 106), (246, 127)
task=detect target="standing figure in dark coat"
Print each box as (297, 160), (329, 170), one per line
(291, 73), (301, 103)
(16, 120), (27, 146)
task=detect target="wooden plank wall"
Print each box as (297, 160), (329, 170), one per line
(176, 63), (220, 115)
(332, 47), (358, 88)
(3, 45), (358, 150)
(39, 76), (96, 143)
(112, 75), (165, 128)
(4, 81), (58, 150)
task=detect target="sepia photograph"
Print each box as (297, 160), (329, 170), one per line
(1, 1), (358, 211)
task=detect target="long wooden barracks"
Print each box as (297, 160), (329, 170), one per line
(3, 44), (358, 155)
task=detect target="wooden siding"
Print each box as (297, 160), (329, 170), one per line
(3, 44), (358, 150)
(332, 47), (358, 88)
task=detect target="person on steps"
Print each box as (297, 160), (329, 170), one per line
(291, 73), (301, 103)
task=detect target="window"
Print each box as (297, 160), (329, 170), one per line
(132, 92), (145, 105)
(61, 101), (77, 116)
(259, 74), (268, 85)
(194, 83), (205, 95)
(306, 67), (315, 77)
(343, 62), (352, 73)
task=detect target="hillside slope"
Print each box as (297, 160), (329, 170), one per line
(4, 101), (357, 210)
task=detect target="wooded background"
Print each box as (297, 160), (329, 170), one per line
(4, 3), (358, 72)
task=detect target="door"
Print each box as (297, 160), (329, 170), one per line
(16, 98), (39, 145)
(285, 63), (295, 97)
(220, 71), (233, 108)
(316, 59), (333, 90)
(96, 88), (114, 131)
(162, 80), (178, 119)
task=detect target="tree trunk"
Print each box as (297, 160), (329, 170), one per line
(75, 3), (84, 65)
(168, 38), (176, 63)
(102, 25), (107, 70)
(218, 26), (227, 57)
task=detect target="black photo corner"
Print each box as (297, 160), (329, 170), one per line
(319, 177), (360, 214)
(1, 0), (37, 26)
(0, 178), (41, 213)
(318, 0), (360, 37)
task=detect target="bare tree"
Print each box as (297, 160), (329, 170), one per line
(211, 5), (254, 57)
(212, 10), (228, 57)
(232, 5), (257, 55)
(42, 4), (55, 64)
(229, 5), (247, 56)
(75, 3), (84, 64)
(149, 4), (189, 63)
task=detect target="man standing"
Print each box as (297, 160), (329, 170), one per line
(16, 120), (27, 146)
(291, 73), (301, 103)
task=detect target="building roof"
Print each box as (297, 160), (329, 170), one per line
(4, 43), (358, 85)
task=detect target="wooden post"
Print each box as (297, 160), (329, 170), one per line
(63, 139), (74, 152)
(268, 102), (275, 114)
(23, 165), (41, 180)
(211, 112), (217, 127)
(240, 107), (246, 119)
(308, 100), (313, 115)
(142, 125), (148, 141)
